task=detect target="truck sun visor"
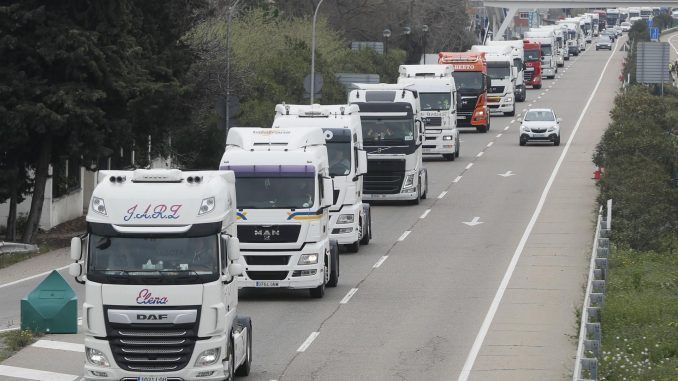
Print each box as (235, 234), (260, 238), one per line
(220, 164), (316, 178)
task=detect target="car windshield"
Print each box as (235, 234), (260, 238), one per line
(420, 92), (452, 111)
(235, 176), (316, 209)
(88, 234), (219, 284)
(525, 49), (540, 60)
(524, 110), (555, 122)
(361, 117), (415, 145)
(599, 36), (611, 42)
(487, 63), (511, 79)
(327, 141), (352, 176)
(451, 72), (485, 91)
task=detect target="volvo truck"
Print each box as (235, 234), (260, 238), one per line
(397, 64), (461, 160)
(470, 45), (517, 116)
(524, 31), (557, 79)
(487, 39), (527, 101)
(69, 168), (252, 381)
(272, 104), (372, 252)
(438, 51), (490, 132)
(348, 83), (429, 204)
(220, 127), (340, 298)
(523, 41), (543, 89)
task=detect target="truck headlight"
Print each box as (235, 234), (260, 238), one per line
(337, 214), (354, 224)
(403, 174), (415, 188)
(86, 347), (110, 368)
(195, 347), (220, 367)
(443, 135), (453, 141)
(199, 197), (215, 215)
(92, 197), (107, 216)
(298, 253), (318, 265)
(505, 96), (513, 102)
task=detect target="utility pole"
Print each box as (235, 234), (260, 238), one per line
(225, 0), (241, 146)
(310, 0), (325, 104)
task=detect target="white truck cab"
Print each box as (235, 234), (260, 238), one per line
(524, 29), (558, 79)
(349, 83), (428, 204)
(220, 127), (339, 298)
(531, 26), (567, 66)
(470, 45), (517, 116)
(70, 168), (252, 381)
(272, 104), (372, 253)
(486, 39), (527, 101)
(397, 64), (461, 161)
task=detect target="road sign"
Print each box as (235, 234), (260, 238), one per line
(650, 27), (659, 41)
(636, 42), (671, 84)
(647, 18), (653, 28)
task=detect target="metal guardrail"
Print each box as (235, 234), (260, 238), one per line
(573, 200), (612, 381)
(0, 241), (39, 255)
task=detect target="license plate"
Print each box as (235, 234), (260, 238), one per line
(136, 377), (168, 381)
(456, 116), (465, 120)
(533, 133), (545, 137)
(255, 281), (279, 287)
(525, 67), (534, 71)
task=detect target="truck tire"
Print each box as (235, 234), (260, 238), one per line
(327, 241), (339, 287)
(421, 172), (428, 199)
(359, 208), (371, 245)
(310, 255), (327, 298)
(345, 241), (359, 253)
(235, 317), (252, 377)
(443, 153), (455, 161)
(505, 109), (515, 117)
(455, 141), (460, 157)
(226, 339), (235, 381)
(534, 84), (542, 89)
(411, 186), (421, 205)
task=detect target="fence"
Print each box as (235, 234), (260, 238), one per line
(572, 200), (612, 380)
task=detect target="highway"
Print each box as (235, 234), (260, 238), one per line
(0, 36), (625, 381)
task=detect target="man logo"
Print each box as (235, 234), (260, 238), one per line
(137, 314), (168, 321)
(254, 228), (280, 241)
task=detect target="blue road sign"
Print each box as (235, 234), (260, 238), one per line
(650, 27), (659, 41)
(647, 19), (653, 28)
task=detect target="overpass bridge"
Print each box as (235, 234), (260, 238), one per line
(484, 0), (678, 40)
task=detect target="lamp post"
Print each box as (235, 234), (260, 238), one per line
(382, 28), (391, 80)
(310, 0), (325, 105)
(422, 24), (429, 64)
(225, 0), (241, 146)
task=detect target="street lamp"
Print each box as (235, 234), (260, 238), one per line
(382, 28), (391, 80)
(422, 24), (429, 64)
(225, 0), (241, 146)
(310, 0), (325, 105)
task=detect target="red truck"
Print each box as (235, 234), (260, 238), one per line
(523, 40), (542, 89)
(438, 52), (490, 133)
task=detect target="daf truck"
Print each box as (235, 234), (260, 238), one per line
(438, 51), (491, 132)
(487, 39), (527, 101)
(397, 64), (461, 160)
(523, 41), (543, 89)
(272, 104), (372, 252)
(220, 127), (340, 298)
(524, 31), (557, 79)
(470, 45), (517, 116)
(348, 83), (429, 204)
(69, 168), (252, 381)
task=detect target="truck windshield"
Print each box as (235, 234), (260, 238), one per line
(524, 49), (540, 61)
(451, 72), (485, 91)
(235, 176), (316, 209)
(420, 92), (452, 111)
(361, 117), (415, 145)
(88, 234), (219, 284)
(540, 45), (553, 56)
(327, 142), (352, 176)
(487, 63), (511, 79)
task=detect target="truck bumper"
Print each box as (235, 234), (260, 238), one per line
(488, 100), (514, 115)
(422, 130), (457, 155)
(543, 67), (556, 77)
(364, 188), (419, 201)
(83, 335), (229, 381)
(329, 204), (361, 245)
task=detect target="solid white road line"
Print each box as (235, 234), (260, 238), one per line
(32, 340), (84, 353)
(456, 38), (620, 381)
(420, 209), (431, 219)
(0, 365), (78, 381)
(486, 142), (493, 148)
(476, 151), (484, 157)
(397, 231), (411, 242)
(465, 163), (473, 170)
(437, 191), (448, 199)
(496, 133), (502, 138)
(373, 255), (389, 268)
(0, 265), (70, 289)
(340, 288), (359, 304)
(453, 175), (462, 183)
(297, 332), (320, 352)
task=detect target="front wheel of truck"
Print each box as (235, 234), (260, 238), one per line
(226, 339), (235, 381)
(360, 208), (371, 245)
(327, 242), (339, 287)
(443, 153), (455, 161)
(235, 317), (252, 377)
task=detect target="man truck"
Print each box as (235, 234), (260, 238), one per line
(220, 127), (340, 298)
(272, 104), (372, 252)
(470, 45), (517, 116)
(348, 83), (429, 204)
(69, 168), (252, 381)
(397, 64), (461, 160)
(486, 39), (527, 101)
(438, 51), (491, 132)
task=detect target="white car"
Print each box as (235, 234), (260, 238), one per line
(519, 108), (561, 146)
(613, 25), (623, 36)
(621, 22), (632, 32)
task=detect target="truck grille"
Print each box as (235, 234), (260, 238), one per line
(237, 225), (301, 243)
(459, 97), (478, 112)
(524, 71), (534, 82)
(244, 255), (291, 265)
(105, 308), (199, 372)
(247, 271), (288, 280)
(365, 159), (405, 194)
(422, 116), (442, 126)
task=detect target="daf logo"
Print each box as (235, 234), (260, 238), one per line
(136, 313), (168, 321)
(324, 130), (334, 140)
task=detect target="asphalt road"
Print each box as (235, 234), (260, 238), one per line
(0, 36), (625, 381)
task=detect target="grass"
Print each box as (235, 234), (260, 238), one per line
(598, 246), (678, 380)
(0, 329), (40, 362)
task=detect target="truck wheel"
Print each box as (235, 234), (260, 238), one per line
(421, 173), (428, 199)
(235, 317), (252, 376)
(359, 209), (371, 245)
(411, 186), (421, 205)
(505, 109), (515, 117)
(443, 154), (455, 161)
(534, 84), (542, 89)
(310, 255), (327, 298)
(226, 339), (235, 381)
(327, 242), (339, 287)
(455, 141), (460, 157)
(345, 241), (359, 253)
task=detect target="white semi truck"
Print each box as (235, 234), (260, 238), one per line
(220, 127), (339, 298)
(470, 45), (517, 116)
(397, 64), (461, 161)
(531, 26), (566, 66)
(524, 29), (558, 79)
(486, 39), (527, 101)
(69, 168), (252, 381)
(349, 83), (429, 204)
(272, 104), (372, 252)
(557, 19), (586, 55)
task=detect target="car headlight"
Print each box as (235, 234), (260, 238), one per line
(337, 214), (354, 224)
(199, 197), (215, 215)
(86, 347), (110, 367)
(521, 125), (530, 132)
(298, 253), (319, 265)
(443, 135), (454, 141)
(403, 174), (415, 188)
(195, 347), (220, 367)
(92, 197), (107, 216)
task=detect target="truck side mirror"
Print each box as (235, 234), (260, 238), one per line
(512, 66), (518, 78)
(357, 150), (368, 176)
(228, 263), (243, 277)
(70, 237), (82, 261)
(69, 262), (83, 278)
(322, 177), (334, 207)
